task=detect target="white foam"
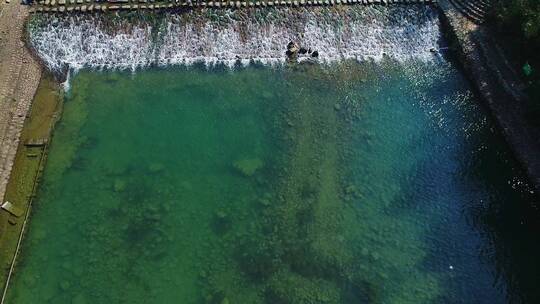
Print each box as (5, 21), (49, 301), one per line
(28, 7), (442, 72)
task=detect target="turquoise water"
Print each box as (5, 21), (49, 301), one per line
(7, 61), (540, 303)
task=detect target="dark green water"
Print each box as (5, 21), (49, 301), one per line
(7, 61), (540, 303)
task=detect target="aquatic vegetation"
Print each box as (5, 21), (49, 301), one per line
(233, 158), (264, 177)
(42, 76), (90, 185)
(6, 61), (539, 303)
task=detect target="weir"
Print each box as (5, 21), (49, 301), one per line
(30, 0), (437, 13)
(27, 6), (443, 72)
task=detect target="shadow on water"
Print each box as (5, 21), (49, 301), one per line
(465, 136), (540, 303)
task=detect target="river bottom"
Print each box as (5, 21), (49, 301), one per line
(6, 61), (540, 303)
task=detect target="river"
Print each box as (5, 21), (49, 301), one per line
(6, 6), (540, 304)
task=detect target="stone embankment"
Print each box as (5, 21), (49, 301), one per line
(0, 0), (42, 207)
(0, 0), (42, 297)
(439, 0), (540, 192)
(447, 0), (491, 24)
(30, 0), (437, 13)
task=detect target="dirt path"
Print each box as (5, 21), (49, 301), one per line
(0, 1), (42, 203)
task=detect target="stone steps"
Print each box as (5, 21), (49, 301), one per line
(448, 0), (493, 24)
(29, 0), (438, 13)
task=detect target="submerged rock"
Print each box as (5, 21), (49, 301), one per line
(212, 209), (232, 236)
(233, 158), (264, 177)
(113, 179), (126, 192)
(215, 209), (227, 219)
(258, 198), (271, 207)
(59, 280), (71, 291)
(148, 162), (164, 173)
(72, 294), (88, 304)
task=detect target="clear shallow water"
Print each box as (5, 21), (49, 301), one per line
(6, 61), (540, 303)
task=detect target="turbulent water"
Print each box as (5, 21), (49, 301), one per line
(28, 6), (440, 72)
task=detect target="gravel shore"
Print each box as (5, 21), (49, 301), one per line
(0, 2), (42, 204)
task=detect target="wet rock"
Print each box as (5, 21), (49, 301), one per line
(286, 41), (299, 59)
(285, 49), (296, 57)
(287, 41), (297, 51)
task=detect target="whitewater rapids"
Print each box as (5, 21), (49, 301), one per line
(27, 6), (442, 72)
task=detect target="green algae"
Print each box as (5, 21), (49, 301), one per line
(233, 158), (264, 177)
(0, 75), (62, 289)
(5, 61), (540, 303)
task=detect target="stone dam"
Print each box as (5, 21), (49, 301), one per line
(29, 0), (437, 13)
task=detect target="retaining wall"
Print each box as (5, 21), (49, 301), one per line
(30, 0), (437, 13)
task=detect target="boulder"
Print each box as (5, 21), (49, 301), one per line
(287, 41), (299, 52)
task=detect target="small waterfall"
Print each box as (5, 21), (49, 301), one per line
(62, 68), (72, 92)
(27, 6), (442, 73)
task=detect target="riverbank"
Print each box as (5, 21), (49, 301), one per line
(0, 75), (62, 300)
(438, 1), (540, 193)
(0, 0), (45, 294)
(0, 1), (43, 214)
